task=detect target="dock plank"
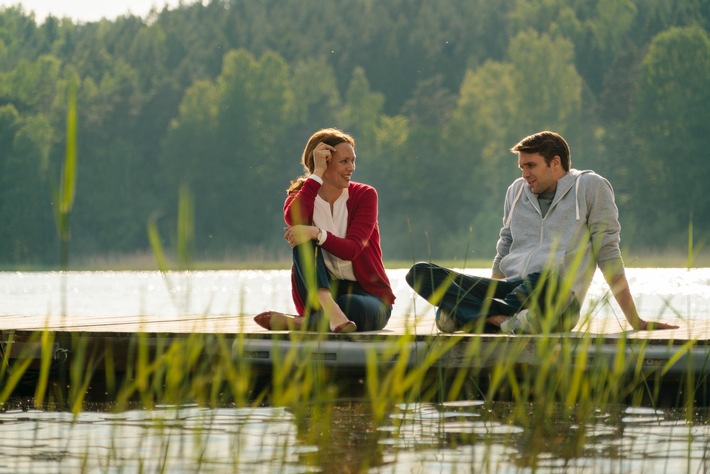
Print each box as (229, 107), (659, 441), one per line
(1, 313), (707, 397)
(0, 312), (700, 342)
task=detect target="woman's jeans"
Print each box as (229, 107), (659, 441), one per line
(292, 242), (391, 331)
(406, 262), (579, 332)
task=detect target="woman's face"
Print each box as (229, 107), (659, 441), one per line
(322, 142), (356, 189)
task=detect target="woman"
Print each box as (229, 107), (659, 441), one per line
(254, 128), (395, 333)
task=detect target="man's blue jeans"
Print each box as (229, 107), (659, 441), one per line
(406, 262), (578, 331)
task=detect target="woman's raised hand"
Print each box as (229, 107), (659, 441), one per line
(312, 142), (336, 177)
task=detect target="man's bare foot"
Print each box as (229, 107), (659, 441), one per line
(485, 315), (509, 327)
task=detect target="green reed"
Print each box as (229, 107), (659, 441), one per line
(53, 77), (78, 273)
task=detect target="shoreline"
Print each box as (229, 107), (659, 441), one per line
(2, 251), (709, 272)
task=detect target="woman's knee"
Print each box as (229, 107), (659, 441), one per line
(337, 294), (389, 329)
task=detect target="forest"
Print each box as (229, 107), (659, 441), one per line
(0, 0), (708, 268)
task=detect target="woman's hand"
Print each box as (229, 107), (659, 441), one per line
(312, 142), (336, 177)
(284, 225), (318, 248)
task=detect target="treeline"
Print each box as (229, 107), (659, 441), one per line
(0, 0), (708, 267)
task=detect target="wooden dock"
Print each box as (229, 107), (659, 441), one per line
(0, 311), (707, 408)
(0, 315), (710, 369)
(0, 310), (700, 338)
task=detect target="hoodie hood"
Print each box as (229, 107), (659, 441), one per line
(494, 168), (622, 303)
(505, 169), (594, 227)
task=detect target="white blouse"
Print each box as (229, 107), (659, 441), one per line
(310, 177), (356, 281)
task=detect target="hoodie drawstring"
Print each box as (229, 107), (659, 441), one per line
(506, 172), (585, 225)
(574, 176), (581, 221)
(505, 183), (525, 227)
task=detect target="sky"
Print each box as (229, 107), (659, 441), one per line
(0, 0), (189, 23)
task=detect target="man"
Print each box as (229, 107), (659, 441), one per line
(407, 131), (678, 333)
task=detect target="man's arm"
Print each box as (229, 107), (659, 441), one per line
(585, 176), (677, 330)
(604, 272), (679, 330)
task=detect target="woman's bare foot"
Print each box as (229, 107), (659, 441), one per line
(317, 289), (357, 332)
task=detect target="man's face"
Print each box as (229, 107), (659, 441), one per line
(517, 152), (561, 195)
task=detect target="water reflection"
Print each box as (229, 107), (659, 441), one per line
(0, 404), (305, 473)
(1, 401), (707, 473)
(382, 402), (710, 473)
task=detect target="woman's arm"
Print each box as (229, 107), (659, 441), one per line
(284, 178), (321, 226)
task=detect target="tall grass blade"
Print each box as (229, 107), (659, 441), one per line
(33, 330), (55, 408)
(177, 182), (194, 270)
(60, 80), (78, 216)
(53, 78), (78, 270)
(147, 216), (169, 273)
(51, 78), (79, 317)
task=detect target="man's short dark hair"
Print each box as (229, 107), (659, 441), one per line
(511, 131), (571, 171)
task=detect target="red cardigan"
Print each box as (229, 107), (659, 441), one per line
(284, 178), (395, 315)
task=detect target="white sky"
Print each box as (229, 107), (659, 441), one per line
(0, 0), (188, 23)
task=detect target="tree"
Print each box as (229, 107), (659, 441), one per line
(628, 25), (710, 246)
(0, 105), (55, 263)
(290, 57), (342, 129)
(162, 49), (295, 256)
(342, 67), (385, 157)
(507, 30), (583, 134)
(441, 62), (519, 256)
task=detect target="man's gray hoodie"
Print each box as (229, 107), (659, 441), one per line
(492, 169), (624, 304)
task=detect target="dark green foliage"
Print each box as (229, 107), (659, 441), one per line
(0, 0), (708, 266)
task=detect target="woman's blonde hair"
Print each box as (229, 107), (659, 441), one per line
(287, 128), (356, 194)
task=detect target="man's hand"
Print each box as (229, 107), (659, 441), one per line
(604, 273), (679, 331)
(636, 320), (680, 330)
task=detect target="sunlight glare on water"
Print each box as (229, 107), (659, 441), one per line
(1, 267), (709, 320)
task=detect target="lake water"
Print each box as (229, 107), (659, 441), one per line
(1, 268), (710, 473)
(0, 401), (708, 473)
(3, 267), (710, 321)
